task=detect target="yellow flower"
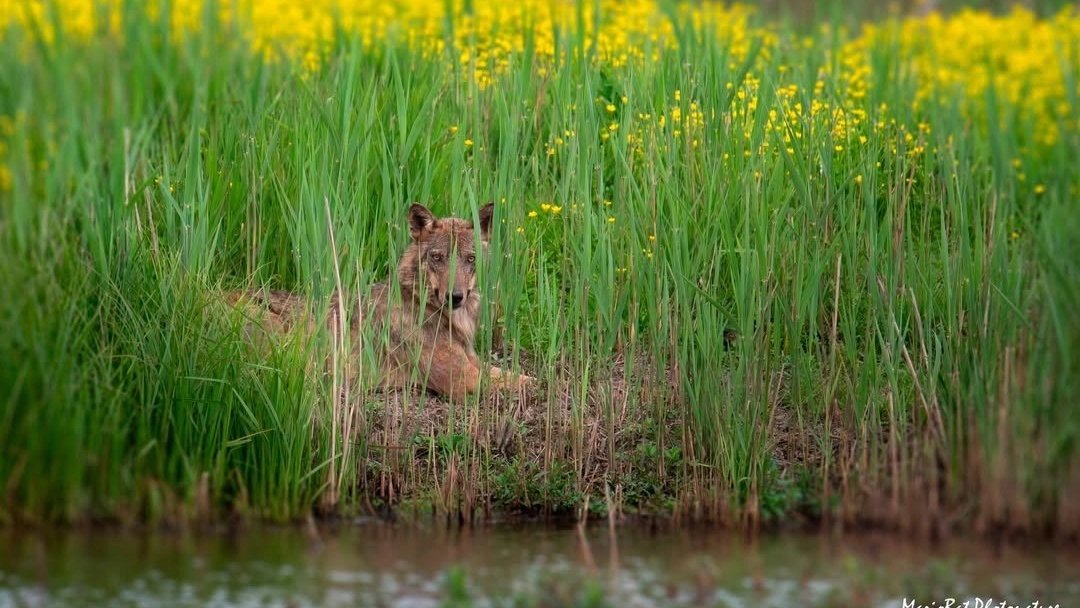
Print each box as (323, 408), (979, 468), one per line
(464, 139), (473, 147)
(540, 203), (551, 212)
(551, 205), (562, 215)
(1034, 184), (1045, 194)
(606, 104), (617, 113)
(607, 216), (615, 224)
(528, 211), (538, 218)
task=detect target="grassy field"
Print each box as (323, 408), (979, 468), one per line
(0, 0), (1077, 538)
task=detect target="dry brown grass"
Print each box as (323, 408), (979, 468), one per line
(331, 351), (842, 527)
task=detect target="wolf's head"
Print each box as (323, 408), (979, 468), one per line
(399, 202), (494, 313)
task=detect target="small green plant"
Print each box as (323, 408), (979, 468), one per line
(441, 566), (473, 608)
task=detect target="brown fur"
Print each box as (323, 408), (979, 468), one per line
(225, 203), (533, 402)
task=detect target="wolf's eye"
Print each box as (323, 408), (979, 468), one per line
(465, 255), (475, 264)
(429, 252), (444, 263)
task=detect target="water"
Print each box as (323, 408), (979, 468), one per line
(0, 520), (1076, 607)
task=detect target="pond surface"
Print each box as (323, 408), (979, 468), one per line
(0, 519), (1075, 607)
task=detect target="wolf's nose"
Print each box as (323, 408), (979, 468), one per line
(450, 290), (465, 309)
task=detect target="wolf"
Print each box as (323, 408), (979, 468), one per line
(226, 202), (533, 402)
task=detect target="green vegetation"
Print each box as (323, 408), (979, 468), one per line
(440, 565), (611, 608)
(0, 0), (1077, 538)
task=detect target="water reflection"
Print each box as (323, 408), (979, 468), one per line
(0, 522), (1075, 607)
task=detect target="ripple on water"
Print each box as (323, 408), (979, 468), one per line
(0, 527), (1075, 608)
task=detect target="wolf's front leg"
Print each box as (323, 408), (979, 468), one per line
(424, 351), (483, 402)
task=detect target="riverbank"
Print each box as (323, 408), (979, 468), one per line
(1, 0), (1077, 538)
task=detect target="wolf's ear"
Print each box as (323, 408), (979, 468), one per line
(477, 202), (495, 243)
(408, 203), (437, 239)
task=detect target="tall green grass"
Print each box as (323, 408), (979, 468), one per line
(0, 0), (1076, 537)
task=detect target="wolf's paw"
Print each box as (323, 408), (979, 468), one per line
(489, 366), (535, 391)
